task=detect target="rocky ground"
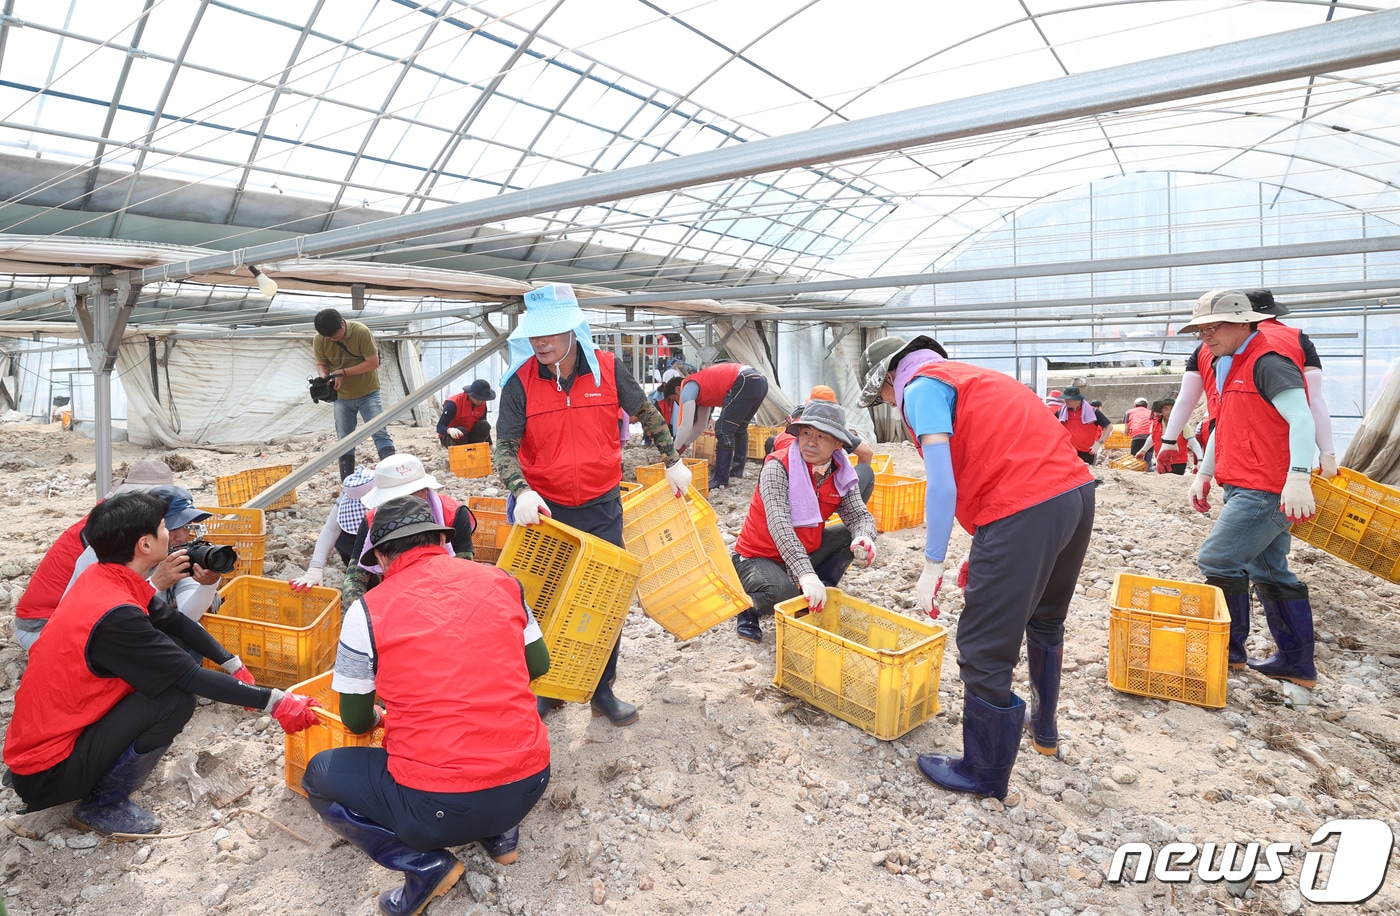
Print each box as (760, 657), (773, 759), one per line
(0, 420), (1398, 916)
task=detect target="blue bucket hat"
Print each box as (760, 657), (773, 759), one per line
(149, 485), (212, 530)
(501, 284), (600, 386)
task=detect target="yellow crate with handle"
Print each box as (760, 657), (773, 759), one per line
(467, 496), (510, 564)
(868, 475), (925, 532)
(448, 442), (492, 479)
(1107, 573), (1229, 709)
(1107, 455), (1147, 472)
(203, 577), (340, 689)
(635, 458), (709, 498)
(1290, 468), (1400, 583)
(216, 465), (296, 510)
(283, 671), (384, 797)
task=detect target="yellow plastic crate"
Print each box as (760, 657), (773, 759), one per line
(774, 589), (946, 740)
(869, 475), (925, 533)
(283, 671), (384, 798)
(688, 431), (716, 462)
(1103, 431), (1132, 450)
(216, 465), (296, 510)
(746, 425), (782, 460)
(618, 480), (642, 495)
(869, 454), (892, 475)
(467, 496), (510, 564)
(621, 482), (748, 640)
(635, 458), (709, 498)
(1107, 455), (1147, 471)
(1107, 573), (1229, 709)
(496, 517), (641, 703)
(203, 576), (340, 689)
(196, 506), (266, 584)
(448, 442), (492, 479)
(1291, 469), (1400, 583)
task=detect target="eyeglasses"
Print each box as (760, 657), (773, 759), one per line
(1190, 322), (1227, 338)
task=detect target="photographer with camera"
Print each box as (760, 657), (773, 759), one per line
(314, 308), (397, 481)
(64, 486), (225, 625)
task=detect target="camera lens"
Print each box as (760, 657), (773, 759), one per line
(186, 540), (237, 575)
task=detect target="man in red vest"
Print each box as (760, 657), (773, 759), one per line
(302, 496), (552, 915)
(1180, 291), (1318, 690)
(4, 491), (319, 835)
(1123, 397), (1154, 458)
(730, 401), (877, 642)
(665, 361), (770, 488)
(1056, 386), (1111, 464)
(494, 284), (691, 726)
(856, 336), (1095, 801)
(436, 379), (496, 448)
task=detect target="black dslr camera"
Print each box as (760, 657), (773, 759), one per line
(309, 376), (338, 404)
(185, 539), (238, 575)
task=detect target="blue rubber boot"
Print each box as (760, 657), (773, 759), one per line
(1024, 642), (1062, 756)
(481, 825), (520, 865)
(735, 609), (761, 643)
(917, 692), (1025, 800)
(319, 802), (463, 916)
(72, 743), (170, 836)
(709, 447), (734, 490)
(1248, 582), (1317, 688)
(1207, 575), (1251, 670)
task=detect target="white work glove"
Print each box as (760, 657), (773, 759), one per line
(289, 568), (324, 592)
(851, 536), (876, 568)
(798, 574), (827, 613)
(1280, 471), (1316, 522)
(513, 489), (551, 526)
(447, 427), (465, 440)
(916, 558), (945, 619)
(1319, 453), (1339, 479)
(663, 458), (693, 497)
(1189, 473), (1212, 514)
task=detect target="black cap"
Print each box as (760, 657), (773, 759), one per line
(369, 496), (452, 546)
(466, 379), (496, 401)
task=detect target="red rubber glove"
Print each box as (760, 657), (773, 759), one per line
(956, 558), (969, 590)
(1156, 451), (1173, 474)
(269, 692), (322, 734)
(1190, 475), (1212, 514)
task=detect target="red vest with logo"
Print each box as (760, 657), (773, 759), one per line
(735, 445), (845, 560)
(1150, 418), (1188, 460)
(519, 350), (622, 506)
(16, 513), (91, 621)
(690, 363), (743, 407)
(1199, 319), (1304, 417)
(5, 563), (155, 774)
(1061, 409), (1103, 453)
(365, 493), (468, 554)
(445, 392), (488, 429)
(1124, 406), (1153, 436)
(1211, 333), (1304, 493)
(906, 363), (1093, 532)
(364, 546), (549, 793)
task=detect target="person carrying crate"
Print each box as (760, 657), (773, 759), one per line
(302, 496), (552, 915)
(493, 283), (691, 727)
(3, 491), (319, 836)
(1178, 291), (1319, 689)
(856, 335), (1096, 801)
(730, 401), (878, 643)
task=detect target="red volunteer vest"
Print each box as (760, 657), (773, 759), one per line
(445, 392), (488, 428)
(16, 513), (90, 621)
(364, 546), (549, 793)
(1211, 333), (1303, 493)
(1061, 410), (1103, 453)
(735, 445), (845, 560)
(690, 363), (743, 407)
(1150, 418), (1188, 460)
(1198, 319), (1305, 417)
(5, 563), (155, 774)
(906, 363), (1093, 532)
(519, 351), (622, 506)
(1124, 406), (1153, 436)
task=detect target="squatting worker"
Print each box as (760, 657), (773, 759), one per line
(856, 336), (1095, 802)
(437, 379), (496, 448)
(302, 496), (551, 915)
(1180, 291), (1319, 687)
(3, 491), (319, 836)
(730, 401), (877, 644)
(494, 283), (692, 727)
(664, 361), (770, 489)
(14, 459), (173, 652)
(314, 307), (397, 481)
(1056, 386), (1111, 464)
(1159, 288), (1337, 481)
(766, 386), (878, 504)
(290, 466), (376, 592)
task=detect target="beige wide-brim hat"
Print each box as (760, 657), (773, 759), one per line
(109, 459), (174, 496)
(1178, 289), (1275, 332)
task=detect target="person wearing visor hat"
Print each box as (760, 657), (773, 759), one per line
(436, 379), (496, 448)
(1177, 290), (1320, 692)
(493, 283), (691, 727)
(302, 496), (551, 915)
(856, 335), (1095, 801)
(729, 401), (878, 643)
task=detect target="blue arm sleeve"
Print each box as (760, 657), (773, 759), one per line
(923, 442), (957, 563)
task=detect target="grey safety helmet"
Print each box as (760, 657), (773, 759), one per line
(856, 335), (949, 408)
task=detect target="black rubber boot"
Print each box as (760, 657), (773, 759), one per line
(338, 452), (356, 483)
(1207, 575), (1251, 669)
(72, 742), (170, 836)
(590, 640), (638, 726)
(1248, 582), (1318, 688)
(917, 692), (1025, 800)
(536, 696), (564, 717)
(735, 609), (761, 643)
(319, 802), (464, 916)
(1024, 641), (1062, 756)
(377, 444), (397, 460)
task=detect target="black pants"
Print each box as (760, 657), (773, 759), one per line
(956, 483), (1096, 707)
(733, 524), (854, 617)
(12, 687), (194, 812)
(438, 419), (492, 449)
(1076, 450), (1095, 465)
(714, 370), (769, 476)
(303, 747), (549, 852)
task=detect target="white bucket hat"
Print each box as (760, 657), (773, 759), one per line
(361, 455), (442, 509)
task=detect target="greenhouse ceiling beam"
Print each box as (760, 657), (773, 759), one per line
(5, 8), (1400, 319)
